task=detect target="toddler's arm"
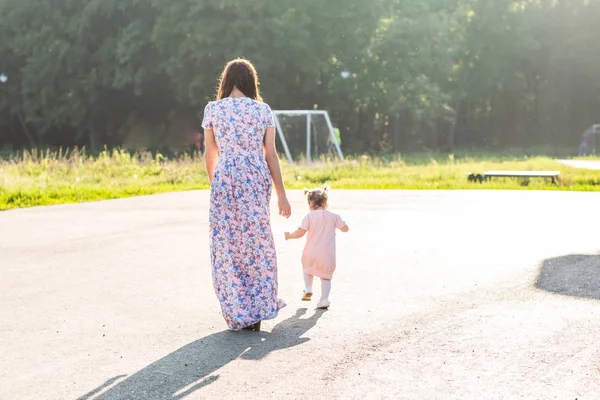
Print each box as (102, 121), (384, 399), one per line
(335, 214), (349, 233)
(284, 228), (306, 240)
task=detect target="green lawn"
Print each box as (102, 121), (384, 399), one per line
(1, 148), (599, 210)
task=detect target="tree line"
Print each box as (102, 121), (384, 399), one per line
(0, 0), (598, 155)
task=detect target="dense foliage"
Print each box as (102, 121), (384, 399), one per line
(0, 0), (598, 154)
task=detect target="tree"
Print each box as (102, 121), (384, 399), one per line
(1, 0), (600, 154)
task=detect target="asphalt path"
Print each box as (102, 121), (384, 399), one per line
(1, 190), (599, 400)
(558, 159), (600, 170)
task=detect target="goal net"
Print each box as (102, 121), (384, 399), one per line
(272, 110), (344, 164)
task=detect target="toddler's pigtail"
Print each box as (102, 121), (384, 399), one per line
(303, 189), (310, 196)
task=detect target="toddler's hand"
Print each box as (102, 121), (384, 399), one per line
(284, 232), (290, 241)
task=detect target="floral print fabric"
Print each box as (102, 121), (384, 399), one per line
(202, 97), (285, 330)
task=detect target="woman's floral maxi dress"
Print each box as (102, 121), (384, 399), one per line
(202, 97), (286, 330)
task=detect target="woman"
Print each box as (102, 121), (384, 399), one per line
(202, 58), (291, 331)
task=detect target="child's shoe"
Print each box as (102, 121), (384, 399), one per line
(317, 299), (330, 309)
(301, 291), (313, 301)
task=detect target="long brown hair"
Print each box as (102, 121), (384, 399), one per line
(216, 58), (263, 102)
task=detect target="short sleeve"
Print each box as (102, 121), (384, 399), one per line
(201, 102), (213, 130)
(264, 103), (275, 128)
(300, 213), (310, 231)
(334, 214), (346, 229)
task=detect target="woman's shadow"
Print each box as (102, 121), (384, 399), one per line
(78, 308), (326, 400)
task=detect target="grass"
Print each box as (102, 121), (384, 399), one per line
(1, 148), (600, 210)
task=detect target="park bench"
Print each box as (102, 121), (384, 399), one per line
(468, 170), (560, 184)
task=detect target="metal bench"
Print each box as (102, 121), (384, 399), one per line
(468, 170), (560, 184)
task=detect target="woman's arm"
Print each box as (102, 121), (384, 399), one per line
(264, 127), (291, 218)
(285, 228), (306, 241)
(204, 129), (219, 183)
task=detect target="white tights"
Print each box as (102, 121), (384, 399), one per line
(304, 273), (331, 301)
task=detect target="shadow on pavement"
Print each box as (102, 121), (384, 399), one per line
(77, 308), (325, 400)
(536, 254), (600, 300)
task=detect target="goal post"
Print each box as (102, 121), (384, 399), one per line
(272, 110), (344, 164)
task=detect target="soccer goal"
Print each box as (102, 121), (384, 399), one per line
(272, 110), (344, 164)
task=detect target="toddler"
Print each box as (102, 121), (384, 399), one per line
(285, 186), (349, 309)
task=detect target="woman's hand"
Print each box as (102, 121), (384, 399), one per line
(278, 196), (291, 219)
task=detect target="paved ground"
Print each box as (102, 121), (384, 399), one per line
(2, 190), (600, 400)
(558, 159), (600, 170)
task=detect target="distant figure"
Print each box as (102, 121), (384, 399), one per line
(579, 127), (592, 156)
(328, 127), (342, 154)
(195, 131), (204, 154)
(202, 58), (291, 331)
(284, 186), (349, 309)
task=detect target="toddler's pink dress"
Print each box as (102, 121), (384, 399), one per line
(300, 209), (346, 280)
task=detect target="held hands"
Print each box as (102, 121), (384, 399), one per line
(284, 232), (291, 241)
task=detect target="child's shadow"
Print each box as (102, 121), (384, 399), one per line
(78, 308), (325, 400)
